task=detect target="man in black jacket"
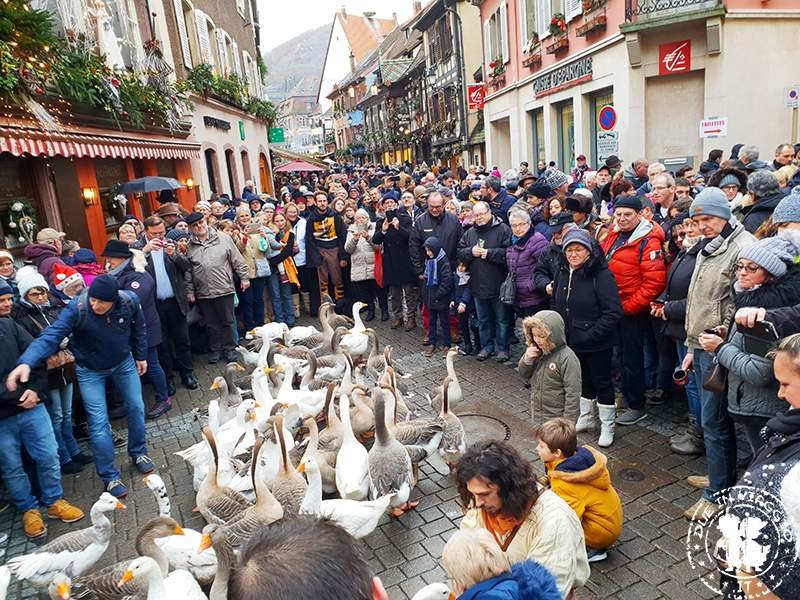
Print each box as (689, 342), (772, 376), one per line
(533, 213), (575, 295)
(305, 192), (348, 300)
(138, 216), (197, 391)
(457, 202), (512, 362)
(409, 191), (463, 275)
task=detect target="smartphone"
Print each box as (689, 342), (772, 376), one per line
(703, 328), (719, 335)
(742, 320), (780, 357)
(385, 209), (397, 221)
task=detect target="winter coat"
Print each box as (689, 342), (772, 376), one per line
(506, 227), (549, 309)
(489, 189), (516, 224)
(421, 237), (453, 311)
(533, 242), (563, 294)
(457, 216), (512, 300)
(345, 223), (378, 282)
(110, 253), (162, 348)
(19, 290), (148, 372)
(0, 319), (48, 420)
(185, 229), (249, 300)
(685, 222), (755, 349)
(600, 218), (666, 316)
(372, 212), (416, 287)
(660, 243), (701, 341)
(550, 246), (623, 353)
(12, 300), (76, 390)
(22, 243), (64, 285)
(766, 302), (800, 338)
(545, 446), (623, 550)
(742, 191), (784, 234)
(409, 210), (463, 274)
(73, 261), (105, 286)
(699, 159), (720, 177)
(461, 489), (590, 598)
(305, 207), (348, 267)
(518, 311), (582, 422)
(458, 560), (561, 600)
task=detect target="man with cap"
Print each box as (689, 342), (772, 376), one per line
(603, 155), (622, 177)
(51, 262), (86, 305)
(184, 212), (249, 364)
(541, 168), (570, 203)
(571, 154), (589, 185)
(136, 215), (197, 392)
(102, 239), (172, 420)
(23, 227), (66, 284)
(0, 276), (13, 318)
(600, 195), (666, 427)
(155, 202), (184, 230)
(624, 159), (649, 190)
(533, 213), (575, 296)
(681, 186), (755, 520)
(8, 274), (152, 499)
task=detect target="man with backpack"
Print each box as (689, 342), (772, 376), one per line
(6, 275), (153, 499)
(600, 196), (667, 426)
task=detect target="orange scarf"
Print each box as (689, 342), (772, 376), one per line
(280, 230), (300, 287)
(483, 510), (525, 551)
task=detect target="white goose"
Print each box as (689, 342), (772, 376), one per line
(276, 362), (327, 419)
(8, 493), (125, 588)
(335, 394), (370, 500)
(118, 556), (206, 600)
(339, 301), (370, 358)
(412, 583), (455, 600)
(428, 348), (463, 411)
(0, 566), (9, 600)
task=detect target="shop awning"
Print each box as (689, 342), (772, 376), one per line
(0, 125), (201, 160)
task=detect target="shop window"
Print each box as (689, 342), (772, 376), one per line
(93, 159), (129, 227)
(0, 156), (39, 251)
(205, 149), (218, 194)
(530, 108), (545, 164)
(556, 101), (574, 173)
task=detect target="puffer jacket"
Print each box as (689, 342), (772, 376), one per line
(742, 191), (784, 234)
(458, 560), (561, 600)
(345, 223), (378, 282)
(685, 222), (755, 349)
(506, 227), (549, 309)
(600, 218), (666, 315)
(185, 229), (249, 299)
(660, 242), (702, 341)
(23, 243), (64, 284)
(551, 245), (623, 353)
(109, 251), (162, 347)
(457, 216), (512, 300)
(546, 446), (623, 550)
(518, 311), (581, 423)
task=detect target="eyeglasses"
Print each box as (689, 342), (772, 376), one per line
(734, 263), (761, 273)
(565, 246), (589, 254)
(652, 185), (670, 191)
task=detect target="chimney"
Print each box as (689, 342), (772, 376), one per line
(392, 11), (397, 23)
(341, 5), (346, 17)
(413, 1), (422, 15)
(349, 50), (356, 74)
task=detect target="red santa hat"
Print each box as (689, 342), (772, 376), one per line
(52, 262), (84, 291)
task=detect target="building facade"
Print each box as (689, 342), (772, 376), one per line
(275, 95), (325, 155)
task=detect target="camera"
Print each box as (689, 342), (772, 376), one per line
(385, 209), (397, 221)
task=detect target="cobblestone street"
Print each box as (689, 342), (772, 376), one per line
(2, 316), (723, 600)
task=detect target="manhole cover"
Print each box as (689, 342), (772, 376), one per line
(608, 460), (678, 499)
(619, 468), (645, 482)
(459, 414), (512, 443)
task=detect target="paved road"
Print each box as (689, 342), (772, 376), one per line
(1, 316), (725, 599)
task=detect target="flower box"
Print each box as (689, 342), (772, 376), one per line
(581, 0), (606, 15)
(545, 36), (569, 54)
(522, 53), (543, 69)
(576, 13), (607, 36)
(490, 73), (506, 88)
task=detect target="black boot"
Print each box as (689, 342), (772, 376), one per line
(380, 308), (389, 322)
(470, 325), (481, 355)
(364, 304), (376, 322)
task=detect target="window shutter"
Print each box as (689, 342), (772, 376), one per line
(483, 19), (491, 74)
(499, 2), (509, 63)
(537, 0), (552, 37)
(566, 0), (582, 20)
(232, 41), (242, 79)
(519, 0), (528, 48)
(216, 29), (228, 75)
(172, 0), (192, 68)
(195, 10), (212, 65)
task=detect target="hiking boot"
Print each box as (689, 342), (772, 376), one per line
(615, 408), (646, 426)
(391, 319), (403, 330)
(476, 349), (492, 361)
(47, 499), (85, 523)
(587, 548), (608, 563)
(684, 497), (722, 521)
(404, 318), (417, 331)
(207, 352), (221, 364)
(133, 454), (155, 474)
(182, 372), (199, 390)
(424, 345), (437, 357)
(106, 479), (128, 498)
(380, 308), (389, 322)
(495, 351), (510, 363)
(72, 452), (93, 465)
(687, 475), (710, 489)
(111, 430), (127, 448)
(23, 509), (46, 538)
(670, 421), (704, 455)
(60, 460), (84, 475)
(146, 399), (173, 420)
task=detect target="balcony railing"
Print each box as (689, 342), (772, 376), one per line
(625, 0), (720, 21)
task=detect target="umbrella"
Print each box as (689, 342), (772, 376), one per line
(274, 160), (325, 173)
(118, 176), (185, 194)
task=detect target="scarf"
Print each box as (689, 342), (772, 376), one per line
(106, 258), (131, 278)
(483, 510), (525, 551)
(280, 229), (300, 287)
(457, 270), (471, 286)
(424, 249), (446, 287)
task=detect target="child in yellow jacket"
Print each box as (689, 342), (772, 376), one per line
(535, 417), (623, 562)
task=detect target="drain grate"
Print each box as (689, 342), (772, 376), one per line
(459, 414), (512, 442)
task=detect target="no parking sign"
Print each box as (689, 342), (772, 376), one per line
(598, 105), (617, 132)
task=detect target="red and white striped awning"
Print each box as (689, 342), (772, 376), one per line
(0, 126), (201, 160)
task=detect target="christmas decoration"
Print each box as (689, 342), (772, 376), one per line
(6, 199), (37, 245)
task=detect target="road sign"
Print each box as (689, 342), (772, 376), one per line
(699, 117), (728, 139)
(596, 130), (619, 163)
(467, 84), (486, 111)
(268, 128), (285, 143)
(786, 86), (800, 108)
(598, 105), (617, 132)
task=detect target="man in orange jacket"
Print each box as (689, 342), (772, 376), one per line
(601, 195), (667, 426)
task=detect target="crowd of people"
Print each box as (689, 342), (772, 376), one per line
(1, 142), (800, 598)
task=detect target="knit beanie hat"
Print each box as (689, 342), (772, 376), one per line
(613, 195), (643, 211)
(88, 274), (119, 302)
(166, 228), (189, 242)
(690, 187), (731, 220)
(0, 278), (12, 297)
(772, 187), (800, 224)
(562, 228), (593, 253)
(0, 249), (12, 263)
(542, 168), (569, 190)
(738, 237), (795, 278)
(718, 173), (741, 188)
(746, 171), (781, 198)
(74, 248), (98, 264)
(526, 182), (553, 199)
(52, 263), (84, 291)
(17, 271), (49, 301)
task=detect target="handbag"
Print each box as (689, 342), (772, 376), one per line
(702, 361), (727, 395)
(499, 271), (516, 305)
(47, 349), (75, 371)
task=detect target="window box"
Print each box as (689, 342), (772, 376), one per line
(522, 53), (543, 69)
(545, 36), (569, 54)
(581, 0), (606, 15)
(576, 13), (607, 36)
(489, 72), (506, 88)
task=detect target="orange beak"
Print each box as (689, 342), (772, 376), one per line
(210, 381), (220, 391)
(198, 533), (213, 553)
(116, 501), (126, 510)
(448, 594), (456, 600)
(56, 582), (70, 599)
(235, 363), (245, 372)
(118, 570), (134, 587)
(297, 462), (306, 473)
(173, 524), (185, 535)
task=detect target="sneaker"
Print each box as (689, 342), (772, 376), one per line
(684, 497), (722, 521)
(46, 499), (85, 523)
(71, 452), (93, 465)
(615, 409), (646, 425)
(146, 399), (173, 420)
(111, 430), (127, 448)
(207, 352), (221, 364)
(687, 474), (710, 489)
(60, 460), (84, 475)
(476, 349), (492, 361)
(587, 548), (608, 563)
(23, 509), (46, 538)
(181, 372), (199, 390)
(495, 351), (510, 363)
(105, 479), (128, 498)
(423, 345), (437, 357)
(133, 454), (155, 474)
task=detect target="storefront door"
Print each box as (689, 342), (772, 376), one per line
(557, 101), (575, 173)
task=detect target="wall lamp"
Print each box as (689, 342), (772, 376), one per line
(81, 187), (97, 206)
(185, 177), (195, 190)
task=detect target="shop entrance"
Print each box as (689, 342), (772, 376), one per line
(645, 70), (704, 165)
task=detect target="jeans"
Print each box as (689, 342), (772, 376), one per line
(427, 308), (452, 347)
(617, 312), (649, 410)
(0, 404), (62, 510)
(238, 276), (266, 330)
(142, 346), (169, 403)
(267, 272), (296, 326)
(644, 319), (676, 391)
(156, 297), (192, 377)
(474, 297), (510, 354)
(46, 383), (81, 465)
(676, 342), (702, 423)
(693, 349), (737, 500)
(77, 355), (147, 483)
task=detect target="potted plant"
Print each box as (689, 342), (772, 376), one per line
(582, 0), (606, 14)
(549, 13), (567, 37)
(522, 33), (540, 54)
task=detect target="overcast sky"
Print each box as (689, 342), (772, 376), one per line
(258, 0), (417, 53)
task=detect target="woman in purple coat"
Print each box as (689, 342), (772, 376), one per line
(506, 210), (549, 320)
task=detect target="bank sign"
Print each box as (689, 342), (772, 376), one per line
(533, 57), (593, 98)
(659, 40), (691, 76)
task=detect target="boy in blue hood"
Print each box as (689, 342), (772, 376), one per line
(422, 236), (454, 357)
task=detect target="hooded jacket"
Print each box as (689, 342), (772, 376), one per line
(457, 216), (512, 300)
(185, 228), (249, 299)
(458, 560), (561, 600)
(0, 319), (48, 420)
(421, 237), (453, 311)
(741, 191), (784, 234)
(506, 227), (549, 310)
(22, 243), (64, 284)
(699, 159), (720, 177)
(550, 245), (623, 353)
(518, 311), (582, 422)
(109, 252), (162, 347)
(410, 210), (463, 275)
(545, 446), (623, 550)
(600, 218), (666, 315)
(345, 222), (378, 282)
(372, 212), (416, 287)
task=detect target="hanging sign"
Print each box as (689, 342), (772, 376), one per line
(467, 84), (486, 110)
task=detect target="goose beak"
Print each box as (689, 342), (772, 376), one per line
(173, 524), (185, 535)
(448, 594), (456, 600)
(254, 401), (263, 408)
(198, 534), (213, 553)
(56, 582), (70, 599)
(297, 462), (306, 473)
(262, 367), (272, 374)
(210, 381), (220, 391)
(118, 570), (134, 587)
(116, 501), (126, 510)
(235, 363), (245, 372)
(246, 329), (257, 338)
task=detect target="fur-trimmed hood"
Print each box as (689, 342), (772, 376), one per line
(522, 310), (566, 354)
(547, 446), (611, 490)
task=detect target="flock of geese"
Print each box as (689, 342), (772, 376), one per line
(0, 301), (468, 600)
